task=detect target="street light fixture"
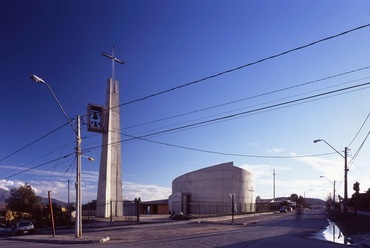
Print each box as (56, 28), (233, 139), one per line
(314, 139), (348, 215)
(30, 75), (83, 238)
(30, 75), (76, 133)
(320, 176), (336, 209)
(303, 189), (313, 208)
(81, 155), (94, 161)
(304, 189), (313, 198)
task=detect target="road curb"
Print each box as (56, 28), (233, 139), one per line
(9, 235), (110, 244)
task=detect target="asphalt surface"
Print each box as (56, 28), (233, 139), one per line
(6, 209), (370, 247)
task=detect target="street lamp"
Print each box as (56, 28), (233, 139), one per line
(304, 189), (313, 208)
(304, 189), (313, 198)
(314, 139), (348, 215)
(81, 155), (94, 161)
(320, 176), (336, 209)
(229, 193), (236, 223)
(30, 75), (83, 238)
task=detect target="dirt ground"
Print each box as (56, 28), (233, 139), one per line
(331, 213), (370, 236)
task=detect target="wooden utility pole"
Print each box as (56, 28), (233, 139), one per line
(48, 191), (56, 237)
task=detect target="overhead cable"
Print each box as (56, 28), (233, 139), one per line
(124, 68), (370, 131)
(0, 122), (70, 162)
(1, 152), (75, 180)
(119, 132), (336, 159)
(111, 24), (370, 109)
(83, 83), (370, 156)
(348, 112), (370, 148)
(129, 82), (370, 139)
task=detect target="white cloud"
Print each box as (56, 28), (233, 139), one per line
(294, 155), (344, 180)
(123, 181), (171, 202)
(0, 179), (23, 190)
(269, 147), (285, 153)
(0, 176), (171, 204)
(238, 163), (291, 179)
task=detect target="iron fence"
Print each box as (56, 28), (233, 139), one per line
(170, 201), (282, 218)
(81, 200), (139, 223)
(171, 201), (258, 218)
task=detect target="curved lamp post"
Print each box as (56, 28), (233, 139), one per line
(320, 176), (336, 209)
(314, 139), (348, 215)
(303, 189), (313, 208)
(30, 75), (83, 238)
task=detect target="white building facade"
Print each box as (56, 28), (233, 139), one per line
(169, 162), (254, 216)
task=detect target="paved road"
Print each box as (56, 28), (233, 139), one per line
(98, 209), (348, 247)
(1, 209), (359, 247)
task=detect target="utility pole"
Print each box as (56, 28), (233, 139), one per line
(314, 139), (348, 216)
(333, 180), (336, 209)
(75, 115), (82, 238)
(48, 191), (56, 237)
(68, 180), (70, 206)
(344, 147), (348, 215)
(30, 75), (87, 239)
(273, 169), (276, 201)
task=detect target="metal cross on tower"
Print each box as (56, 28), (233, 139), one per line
(102, 46), (124, 90)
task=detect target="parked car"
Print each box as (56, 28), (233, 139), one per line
(0, 223), (14, 236)
(14, 221), (34, 235)
(279, 206), (288, 213)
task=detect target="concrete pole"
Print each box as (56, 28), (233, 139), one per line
(75, 115), (82, 238)
(344, 147), (348, 215)
(333, 180), (336, 209)
(273, 169), (276, 201)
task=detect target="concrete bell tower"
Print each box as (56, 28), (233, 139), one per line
(88, 46), (124, 218)
(96, 78), (123, 218)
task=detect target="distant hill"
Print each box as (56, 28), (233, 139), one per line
(258, 196), (326, 206)
(41, 197), (68, 206)
(305, 198), (326, 206)
(0, 188), (67, 206)
(0, 188), (10, 203)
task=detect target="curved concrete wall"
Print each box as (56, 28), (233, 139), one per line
(169, 162), (254, 215)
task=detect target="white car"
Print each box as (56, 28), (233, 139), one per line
(279, 206), (288, 213)
(14, 221), (34, 235)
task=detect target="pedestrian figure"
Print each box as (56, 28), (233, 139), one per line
(296, 206), (303, 220)
(147, 205), (151, 215)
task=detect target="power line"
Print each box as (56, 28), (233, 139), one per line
(0, 122), (70, 162)
(83, 83), (370, 156)
(119, 132), (336, 159)
(125, 72), (370, 132)
(0, 139), (77, 178)
(110, 23), (370, 110)
(348, 129), (370, 168)
(130, 82), (370, 139)
(348, 112), (370, 148)
(1, 152), (75, 180)
(126, 81), (370, 140)
(50, 158), (76, 192)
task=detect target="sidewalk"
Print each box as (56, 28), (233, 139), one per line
(8, 211), (370, 246)
(9, 215), (173, 244)
(8, 213), (271, 244)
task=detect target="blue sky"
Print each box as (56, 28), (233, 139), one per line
(1, 0), (370, 204)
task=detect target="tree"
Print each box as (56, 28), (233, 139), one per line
(289, 194), (299, 202)
(6, 184), (42, 219)
(297, 196), (304, 207)
(280, 199), (290, 207)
